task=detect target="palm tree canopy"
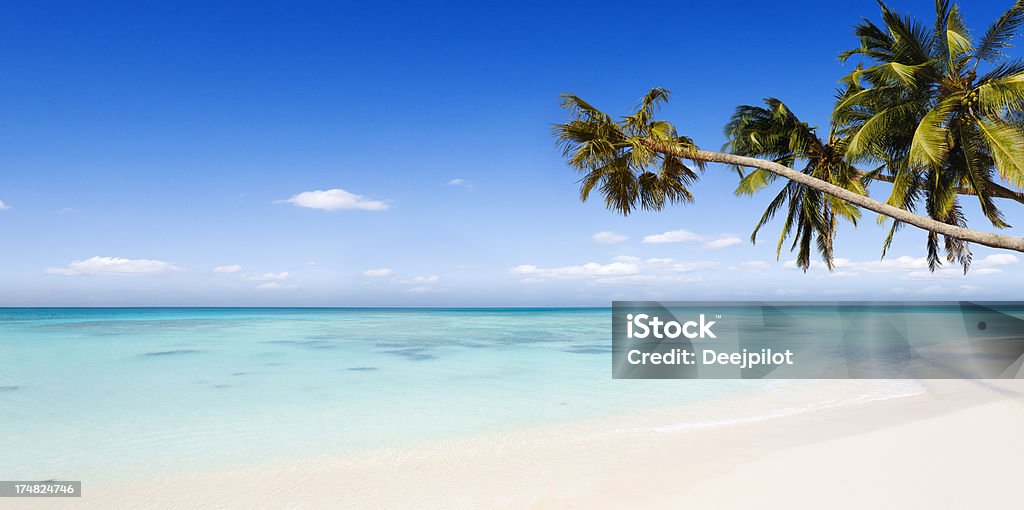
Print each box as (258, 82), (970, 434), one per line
(724, 98), (865, 271)
(555, 88), (703, 216)
(554, 2), (1024, 274)
(837, 0), (1024, 271)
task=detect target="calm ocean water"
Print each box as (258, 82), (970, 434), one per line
(0, 307), (930, 481)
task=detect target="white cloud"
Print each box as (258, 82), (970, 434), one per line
(642, 229), (741, 249)
(786, 253), (1018, 280)
(214, 264), (244, 273)
(45, 256), (181, 276)
(447, 178), (466, 186)
(643, 258), (718, 272)
(827, 271), (860, 278)
(904, 267), (1002, 280)
(0, 200), (8, 210)
(977, 254), (1019, 267)
(704, 236), (741, 249)
(736, 261), (770, 271)
(244, 272), (290, 282)
(397, 275), (440, 285)
(280, 188), (388, 211)
(916, 285), (946, 295)
(642, 229), (703, 244)
(592, 274), (703, 286)
(510, 257), (717, 285)
(363, 271), (440, 286)
(852, 256), (927, 271)
(900, 284), (982, 296)
(511, 262), (640, 279)
(592, 231), (628, 244)
(256, 282), (298, 290)
(958, 284), (983, 294)
(406, 285), (442, 294)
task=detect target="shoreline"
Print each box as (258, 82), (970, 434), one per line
(21, 379), (1024, 509)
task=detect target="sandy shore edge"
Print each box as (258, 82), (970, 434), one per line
(16, 379), (1024, 509)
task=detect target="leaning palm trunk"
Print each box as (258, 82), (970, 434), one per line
(647, 142), (1024, 252)
(556, 87), (1024, 274)
(851, 169), (1024, 205)
(558, 2), (1024, 271)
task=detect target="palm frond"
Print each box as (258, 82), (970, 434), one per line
(975, 1), (1024, 65)
(976, 117), (1024, 189)
(908, 95), (960, 167)
(845, 99), (921, 159)
(555, 89), (703, 216)
(943, 5), (974, 73)
(957, 123), (1008, 227)
(735, 169), (776, 196)
(975, 63), (1024, 114)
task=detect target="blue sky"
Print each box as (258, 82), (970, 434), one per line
(1, 0), (1022, 306)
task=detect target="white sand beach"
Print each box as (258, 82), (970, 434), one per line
(18, 379), (1024, 509)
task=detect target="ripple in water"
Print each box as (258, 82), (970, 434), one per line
(141, 349), (203, 357)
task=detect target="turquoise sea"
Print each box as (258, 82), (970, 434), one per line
(0, 308), (774, 482)
(2, 306), (974, 482)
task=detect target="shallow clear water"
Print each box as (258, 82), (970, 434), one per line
(0, 308), (775, 481)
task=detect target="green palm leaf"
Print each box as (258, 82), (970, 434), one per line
(975, 1), (1024, 65)
(909, 96), (960, 167)
(977, 117), (1024, 189)
(555, 89), (702, 216)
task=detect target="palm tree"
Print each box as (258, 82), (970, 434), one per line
(837, 0), (1024, 270)
(724, 98), (865, 271)
(556, 89), (704, 216)
(555, 0), (1024, 271)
